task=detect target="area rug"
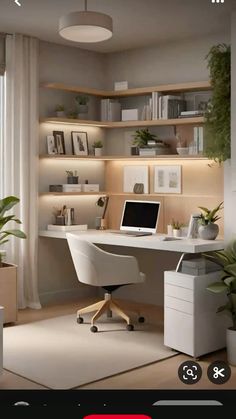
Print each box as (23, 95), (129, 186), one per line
(3, 314), (176, 389)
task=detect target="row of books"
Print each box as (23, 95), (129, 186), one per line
(100, 96), (203, 122)
(101, 99), (121, 121)
(188, 126), (204, 155)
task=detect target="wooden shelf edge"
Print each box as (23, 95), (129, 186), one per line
(40, 116), (204, 128)
(40, 192), (107, 196)
(39, 154), (208, 161)
(40, 81), (211, 97)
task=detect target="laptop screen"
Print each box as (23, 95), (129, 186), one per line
(120, 200), (161, 234)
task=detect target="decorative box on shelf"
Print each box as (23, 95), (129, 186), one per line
(63, 184), (82, 192)
(121, 109), (138, 121)
(49, 185), (63, 192)
(81, 184), (99, 192)
(47, 224), (88, 231)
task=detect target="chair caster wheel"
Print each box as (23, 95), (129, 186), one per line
(77, 317), (84, 324)
(126, 324), (134, 331)
(138, 316), (145, 323)
(90, 325), (98, 333)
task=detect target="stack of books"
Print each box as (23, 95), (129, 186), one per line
(179, 110), (204, 118)
(101, 99), (121, 121)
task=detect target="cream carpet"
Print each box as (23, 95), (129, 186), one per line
(3, 314), (176, 389)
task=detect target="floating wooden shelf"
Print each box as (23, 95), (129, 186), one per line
(40, 116), (204, 128)
(40, 192), (107, 196)
(40, 81), (211, 98)
(39, 154), (208, 161)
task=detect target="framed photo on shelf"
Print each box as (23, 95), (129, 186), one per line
(46, 135), (57, 155)
(71, 131), (88, 156)
(154, 165), (182, 194)
(53, 131), (66, 155)
(123, 165), (149, 193)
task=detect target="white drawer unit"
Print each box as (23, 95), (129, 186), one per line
(164, 270), (230, 358)
(0, 306), (3, 375)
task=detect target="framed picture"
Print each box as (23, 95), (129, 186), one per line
(71, 131), (88, 156)
(53, 131), (66, 155)
(123, 165), (149, 193)
(154, 165), (182, 194)
(46, 135), (57, 155)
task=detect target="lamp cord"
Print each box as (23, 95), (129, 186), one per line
(84, 0), (87, 11)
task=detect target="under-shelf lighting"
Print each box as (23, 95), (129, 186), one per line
(59, 0), (113, 43)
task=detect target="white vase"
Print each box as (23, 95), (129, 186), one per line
(227, 328), (236, 366)
(94, 148), (103, 157)
(173, 229), (181, 237)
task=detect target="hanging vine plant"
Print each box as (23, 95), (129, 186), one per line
(204, 43), (231, 163)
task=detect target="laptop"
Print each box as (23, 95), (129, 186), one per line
(111, 200), (161, 236)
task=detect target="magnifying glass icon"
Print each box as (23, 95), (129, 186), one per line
(186, 369), (194, 377)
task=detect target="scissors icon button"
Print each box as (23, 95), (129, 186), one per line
(208, 361), (231, 384)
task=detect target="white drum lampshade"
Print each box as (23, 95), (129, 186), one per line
(59, 11), (113, 43)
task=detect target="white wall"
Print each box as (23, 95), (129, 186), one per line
(104, 33), (229, 89)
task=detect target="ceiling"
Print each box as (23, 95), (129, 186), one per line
(0, 0), (233, 53)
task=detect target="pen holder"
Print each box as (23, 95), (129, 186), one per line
(55, 215), (65, 225)
(67, 176), (79, 184)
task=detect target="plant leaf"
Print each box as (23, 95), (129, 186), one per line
(0, 196), (20, 217)
(207, 282), (228, 293)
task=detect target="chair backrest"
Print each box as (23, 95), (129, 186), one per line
(66, 234), (143, 287)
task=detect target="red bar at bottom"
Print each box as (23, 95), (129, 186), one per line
(84, 416), (151, 419)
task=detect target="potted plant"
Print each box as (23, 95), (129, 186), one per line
(132, 128), (157, 150)
(204, 240), (236, 365)
(55, 104), (65, 118)
(93, 140), (103, 157)
(66, 170), (78, 184)
(75, 95), (89, 119)
(170, 219), (183, 237)
(198, 201), (223, 240)
(204, 44), (231, 162)
(0, 196), (26, 323)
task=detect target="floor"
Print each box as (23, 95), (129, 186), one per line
(0, 299), (235, 390)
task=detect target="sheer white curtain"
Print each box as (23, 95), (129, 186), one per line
(3, 34), (41, 309)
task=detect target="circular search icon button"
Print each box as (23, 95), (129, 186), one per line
(178, 361), (202, 385)
(207, 361), (231, 384)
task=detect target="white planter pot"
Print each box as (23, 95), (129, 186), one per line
(173, 229), (181, 237)
(94, 148), (103, 157)
(227, 328), (236, 366)
(56, 111), (65, 118)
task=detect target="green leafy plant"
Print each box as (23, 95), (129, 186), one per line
(93, 140), (103, 148)
(75, 95), (89, 106)
(204, 44), (231, 163)
(204, 240), (236, 330)
(55, 104), (65, 112)
(170, 219), (183, 230)
(198, 202), (223, 226)
(132, 128), (157, 148)
(0, 196), (26, 267)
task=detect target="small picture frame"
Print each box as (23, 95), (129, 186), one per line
(53, 131), (66, 155)
(46, 135), (57, 155)
(71, 131), (88, 156)
(154, 165), (182, 194)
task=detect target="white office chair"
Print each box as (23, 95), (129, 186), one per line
(66, 234), (146, 332)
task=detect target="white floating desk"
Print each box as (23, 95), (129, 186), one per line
(39, 230), (224, 254)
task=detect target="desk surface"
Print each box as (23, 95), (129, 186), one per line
(39, 229), (224, 254)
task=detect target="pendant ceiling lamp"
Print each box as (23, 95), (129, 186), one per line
(59, 0), (113, 43)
